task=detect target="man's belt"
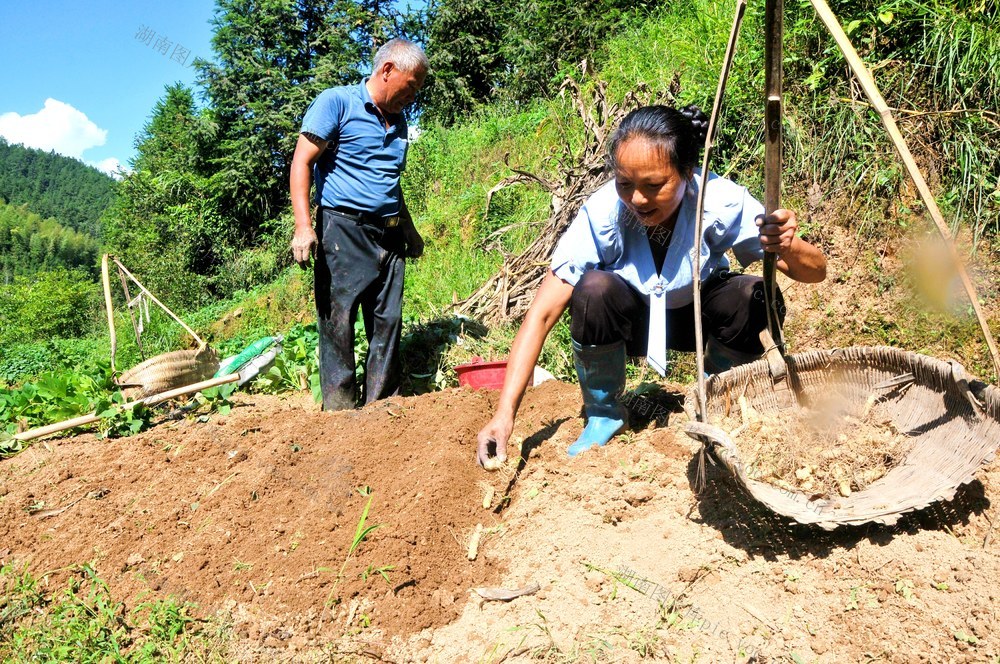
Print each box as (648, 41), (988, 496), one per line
(328, 207), (400, 228)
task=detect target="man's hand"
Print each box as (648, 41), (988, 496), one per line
(756, 209), (798, 255)
(476, 416), (512, 470)
(289, 133), (327, 268)
(291, 225), (318, 267)
(403, 225), (424, 259)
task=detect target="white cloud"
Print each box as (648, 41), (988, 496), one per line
(88, 157), (129, 180)
(0, 98), (108, 160)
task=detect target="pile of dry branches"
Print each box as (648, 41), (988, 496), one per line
(455, 72), (675, 325)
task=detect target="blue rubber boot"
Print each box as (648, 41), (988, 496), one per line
(704, 335), (760, 375)
(567, 340), (628, 457)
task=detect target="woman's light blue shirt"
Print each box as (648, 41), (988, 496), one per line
(550, 169), (766, 309)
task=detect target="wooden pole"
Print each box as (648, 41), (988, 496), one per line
(760, 0), (788, 382)
(101, 254), (117, 374)
(693, 0), (748, 420)
(112, 257), (206, 347)
(808, 0), (1000, 381)
(12, 373), (241, 443)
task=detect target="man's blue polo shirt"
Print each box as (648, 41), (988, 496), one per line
(300, 79), (408, 217)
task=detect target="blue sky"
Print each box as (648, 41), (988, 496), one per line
(0, 1), (217, 177)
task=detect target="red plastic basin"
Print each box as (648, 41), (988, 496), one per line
(455, 357), (508, 390)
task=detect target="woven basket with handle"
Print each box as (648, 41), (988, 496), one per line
(117, 345), (220, 401)
(684, 346), (1000, 530)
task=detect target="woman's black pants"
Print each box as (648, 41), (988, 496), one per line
(568, 269), (784, 355)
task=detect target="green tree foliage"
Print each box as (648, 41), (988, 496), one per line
(0, 269), (99, 347)
(0, 200), (100, 282)
(421, 0), (656, 125)
(101, 84), (223, 309)
(0, 139), (115, 236)
(194, 0), (422, 238)
(418, 0), (506, 126)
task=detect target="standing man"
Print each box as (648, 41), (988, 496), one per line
(290, 38), (428, 411)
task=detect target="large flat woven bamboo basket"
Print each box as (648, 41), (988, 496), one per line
(118, 346), (220, 400)
(684, 346), (1000, 530)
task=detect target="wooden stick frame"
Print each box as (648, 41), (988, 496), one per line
(110, 257), (205, 347)
(692, 0), (749, 423)
(101, 253), (209, 383)
(807, 0), (1000, 380)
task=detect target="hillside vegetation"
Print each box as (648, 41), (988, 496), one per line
(0, 200), (100, 281)
(3, 0), (998, 416)
(0, 139), (115, 236)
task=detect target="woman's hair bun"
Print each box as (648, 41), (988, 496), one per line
(680, 105), (710, 144)
(608, 104), (709, 178)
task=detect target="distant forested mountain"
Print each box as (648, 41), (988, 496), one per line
(0, 139), (116, 236)
(0, 199), (100, 282)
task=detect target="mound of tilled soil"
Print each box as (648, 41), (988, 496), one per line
(0, 381), (581, 642)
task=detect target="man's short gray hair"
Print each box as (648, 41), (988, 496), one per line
(372, 38), (428, 74)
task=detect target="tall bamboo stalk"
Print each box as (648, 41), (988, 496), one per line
(760, 0), (788, 382)
(809, 0), (1000, 381)
(692, 0), (748, 422)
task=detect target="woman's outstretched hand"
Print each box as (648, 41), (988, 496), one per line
(476, 416), (512, 470)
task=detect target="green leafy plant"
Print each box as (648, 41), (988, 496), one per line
(1, 367), (110, 441)
(325, 487), (384, 606)
(252, 322), (321, 402)
(0, 563), (200, 662)
(195, 382), (237, 416)
(361, 564), (396, 585)
(95, 393), (153, 439)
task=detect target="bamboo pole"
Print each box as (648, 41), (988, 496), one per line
(809, 0), (1000, 381)
(101, 254), (117, 374)
(692, 0), (748, 422)
(12, 373), (241, 443)
(111, 257), (206, 347)
(760, 0), (788, 382)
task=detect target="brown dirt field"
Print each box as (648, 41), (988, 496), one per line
(2, 378), (999, 663)
(0, 383), (576, 649)
(2, 228), (1000, 663)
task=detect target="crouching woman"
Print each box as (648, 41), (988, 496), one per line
(475, 105), (826, 466)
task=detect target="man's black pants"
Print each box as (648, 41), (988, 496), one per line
(568, 269), (784, 355)
(315, 208), (405, 411)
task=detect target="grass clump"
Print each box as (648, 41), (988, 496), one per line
(0, 563), (223, 663)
